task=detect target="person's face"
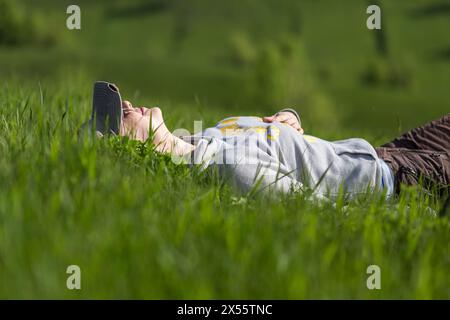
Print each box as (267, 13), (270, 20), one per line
(120, 101), (160, 142)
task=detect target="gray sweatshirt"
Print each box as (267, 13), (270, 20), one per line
(183, 114), (393, 199)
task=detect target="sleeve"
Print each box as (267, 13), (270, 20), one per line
(277, 108), (302, 127)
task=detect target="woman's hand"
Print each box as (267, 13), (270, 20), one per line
(263, 111), (304, 134)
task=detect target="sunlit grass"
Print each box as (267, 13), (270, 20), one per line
(0, 82), (448, 299)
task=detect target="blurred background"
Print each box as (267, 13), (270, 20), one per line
(1, 0), (449, 142)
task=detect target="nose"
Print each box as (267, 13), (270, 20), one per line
(122, 100), (133, 110)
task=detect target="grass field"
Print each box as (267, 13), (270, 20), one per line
(0, 0), (449, 299)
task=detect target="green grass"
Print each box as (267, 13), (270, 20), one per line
(0, 0), (449, 299)
(0, 80), (449, 299)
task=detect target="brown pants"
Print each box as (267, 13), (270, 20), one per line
(375, 114), (450, 195)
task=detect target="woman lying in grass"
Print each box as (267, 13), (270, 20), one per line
(86, 82), (449, 202)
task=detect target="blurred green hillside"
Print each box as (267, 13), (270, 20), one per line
(1, 0), (450, 139)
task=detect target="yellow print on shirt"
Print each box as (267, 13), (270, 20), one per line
(218, 118), (280, 141)
(218, 117), (240, 126)
(303, 135), (317, 143)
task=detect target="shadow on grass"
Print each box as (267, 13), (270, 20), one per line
(410, 2), (450, 18)
(440, 196), (450, 216)
(433, 46), (450, 61)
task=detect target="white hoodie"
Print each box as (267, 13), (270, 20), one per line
(183, 115), (393, 199)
